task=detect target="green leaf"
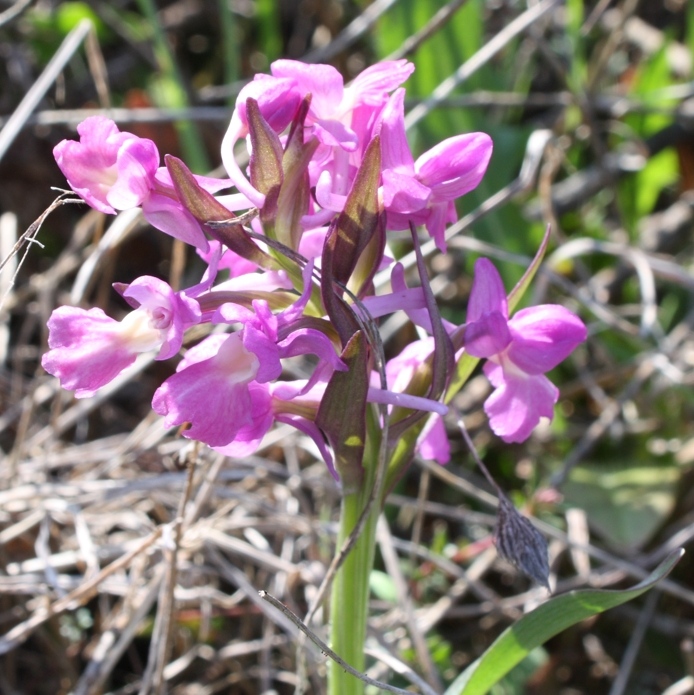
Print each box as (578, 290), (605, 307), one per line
(444, 550), (683, 695)
(562, 463), (680, 549)
(490, 647), (548, 695)
(507, 223), (551, 312)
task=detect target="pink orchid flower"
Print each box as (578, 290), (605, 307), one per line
(270, 59), (413, 152)
(54, 116), (232, 250)
(464, 258), (587, 442)
(42, 276), (200, 398)
(378, 89), (493, 251)
(222, 59), (414, 224)
(214, 379), (340, 480)
(54, 116), (159, 214)
(152, 331), (280, 447)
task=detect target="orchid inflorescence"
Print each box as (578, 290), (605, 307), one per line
(42, 58), (586, 490)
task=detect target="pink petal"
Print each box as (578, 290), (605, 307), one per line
(423, 202), (451, 253)
(243, 324), (282, 383)
(377, 89), (415, 173)
(107, 137), (159, 209)
(141, 192), (209, 251)
(382, 169), (430, 213)
(278, 328), (346, 372)
(152, 333), (259, 447)
(417, 415), (450, 464)
(271, 60), (344, 118)
(236, 74), (301, 132)
(416, 132), (492, 200)
(467, 258), (508, 322)
(312, 118), (358, 151)
(212, 382), (274, 457)
(506, 304), (586, 374)
(384, 337), (434, 394)
(123, 276), (200, 360)
(42, 306), (135, 398)
(464, 310), (511, 358)
(347, 60), (415, 105)
(53, 116), (134, 214)
(483, 363), (558, 443)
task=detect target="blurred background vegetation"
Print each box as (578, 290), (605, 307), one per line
(2, 0), (694, 693)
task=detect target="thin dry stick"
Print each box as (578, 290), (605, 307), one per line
(0, 194), (83, 304)
(259, 591), (429, 695)
(0, 527), (163, 655)
(608, 589), (661, 695)
(73, 569), (164, 695)
(376, 516), (442, 692)
(0, 0), (32, 28)
(386, 0), (471, 60)
(139, 450), (199, 695)
(405, 0), (560, 129)
(0, 19), (93, 163)
(84, 25), (111, 109)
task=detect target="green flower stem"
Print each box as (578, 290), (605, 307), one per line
(328, 411), (384, 695)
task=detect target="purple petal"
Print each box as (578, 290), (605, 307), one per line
(377, 89), (415, 173)
(382, 169), (430, 213)
(417, 415), (450, 464)
(467, 258), (508, 322)
(483, 362), (558, 443)
(235, 75), (301, 132)
(386, 263), (456, 333)
(42, 306), (135, 398)
(107, 137), (159, 209)
(347, 60), (415, 105)
(122, 276), (200, 360)
(152, 333), (260, 447)
(212, 382), (274, 457)
(271, 60), (344, 118)
(312, 118), (358, 151)
(423, 201), (451, 253)
(464, 310), (512, 357)
(243, 324), (282, 383)
(53, 116), (135, 214)
(507, 305), (587, 374)
(384, 207), (428, 233)
(152, 363), (253, 446)
(141, 192), (209, 251)
(416, 132), (492, 200)
(277, 328), (346, 372)
(384, 337), (434, 394)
